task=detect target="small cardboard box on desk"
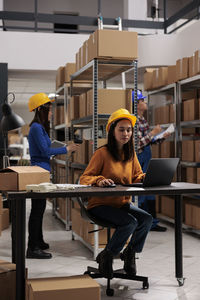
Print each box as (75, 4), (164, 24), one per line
(26, 274), (100, 300)
(0, 166), (50, 191)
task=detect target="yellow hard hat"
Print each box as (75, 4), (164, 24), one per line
(28, 93), (54, 112)
(106, 108), (137, 132)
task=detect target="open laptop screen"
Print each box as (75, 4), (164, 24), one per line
(124, 158), (180, 187)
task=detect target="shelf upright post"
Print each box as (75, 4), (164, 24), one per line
(64, 83), (71, 230)
(93, 58), (99, 259)
(133, 59), (138, 207)
(93, 58), (98, 153)
(177, 82), (182, 181)
(133, 59), (138, 154)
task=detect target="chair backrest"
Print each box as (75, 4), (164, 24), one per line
(74, 178), (116, 229)
(76, 196), (116, 229)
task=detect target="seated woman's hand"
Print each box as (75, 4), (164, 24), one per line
(98, 178), (114, 187)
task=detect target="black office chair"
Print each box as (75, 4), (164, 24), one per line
(74, 195), (149, 297)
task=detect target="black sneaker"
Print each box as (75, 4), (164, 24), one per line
(96, 249), (113, 279)
(26, 247), (52, 259)
(151, 224), (167, 232)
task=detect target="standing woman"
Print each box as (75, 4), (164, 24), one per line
(80, 108), (152, 278)
(27, 93), (78, 259)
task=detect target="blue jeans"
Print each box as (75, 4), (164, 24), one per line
(88, 203), (152, 256)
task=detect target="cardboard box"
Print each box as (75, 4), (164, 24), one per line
(0, 193), (3, 215)
(56, 66), (65, 90)
(151, 143), (160, 158)
(182, 98), (198, 121)
(86, 89), (132, 115)
(158, 67), (168, 87)
(152, 68), (159, 89)
(70, 96), (80, 120)
(27, 275), (100, 300)
(64, 63), (76, 82)
(167, 65), (177, 85)
(195, 140), (200, 162)
(182, 89), (197, 100)
(1, 208), (9, 230)
(0, 166), (50, 191)
(88, 30), (138, 62)
(73, 139), (88, 164)
(194, 50), (200, 75)
(197, 168), (200, 184)
(186, 167), (197, 183)
(185, 202), (200, 229)
(160, 141), (174, 158)
(189, 55), (195, 78)
(176, 57), (189, 81)
(160, 196), (174, 218)
(182, 140), (195, 161)
(79, 93), (87, 118)
(0, 260), (16, 300)
(143, 68), (155, 91)
(169, 103), (175, 123)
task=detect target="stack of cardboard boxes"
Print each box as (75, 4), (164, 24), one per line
(144, 49), (200, 91)
(151, 86), (200, 228)
(54, 29), (138, 230)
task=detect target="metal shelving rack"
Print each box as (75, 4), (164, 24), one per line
(70, 58), (138, 258)
(147, 82), (178, 157)
(147, 75), (200, 234)
(51, 83), (72, 230)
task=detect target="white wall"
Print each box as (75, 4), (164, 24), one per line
(2, 19), (200, 71)
(0, 31), (89, 70)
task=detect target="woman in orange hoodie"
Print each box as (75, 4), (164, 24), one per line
(80, 108), (152, 279)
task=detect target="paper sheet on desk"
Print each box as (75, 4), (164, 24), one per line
(56, 184), (89, 190)
(152, 124), (175, 142)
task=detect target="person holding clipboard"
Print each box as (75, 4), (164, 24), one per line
(27, 93), (79, 259)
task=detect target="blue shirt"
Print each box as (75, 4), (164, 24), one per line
(28, 122), (67, 171)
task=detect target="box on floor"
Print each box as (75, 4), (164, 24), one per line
(0, 260), (16, 300)
(27, 274), (100, 300)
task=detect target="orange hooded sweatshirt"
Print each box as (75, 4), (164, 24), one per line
(80, 146), (145, 210)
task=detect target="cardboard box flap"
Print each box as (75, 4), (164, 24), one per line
(0, 166), (48, 174)
(29, 275), (100, 292)
(0, 166), (50, 191)
(0, 260), (16, 273)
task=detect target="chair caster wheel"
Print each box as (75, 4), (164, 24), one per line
(143, 281), (149, 289)
(84, 271), (90, 275)
(106, 288), (114, 296)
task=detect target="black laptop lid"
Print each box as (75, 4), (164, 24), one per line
(142, 158), (180, 187)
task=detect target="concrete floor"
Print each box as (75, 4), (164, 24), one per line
(0, 200), (200, 300)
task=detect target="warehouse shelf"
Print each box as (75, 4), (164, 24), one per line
(70, 59), (135, 84)
(178, 73), (200, 90)
(54, 123), (66, 130)
(180, 161), (200, 167)
(157, 213), (200, 237)
(147, 82), (176, 96)
(71, 114), (110, 126)
(69, 58), (138, 258)
(54, 159), (66, 166)
(180, 120), (200, 128)
(148, 74), (200, 233)
(70, 162), (87, 170)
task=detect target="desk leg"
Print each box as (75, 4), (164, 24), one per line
(174, 195), (184, 286)
(11, 200), (16, 263)
(15, 198), (26, 300)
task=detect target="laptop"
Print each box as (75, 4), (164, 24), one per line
(124, 158), (180, 187)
